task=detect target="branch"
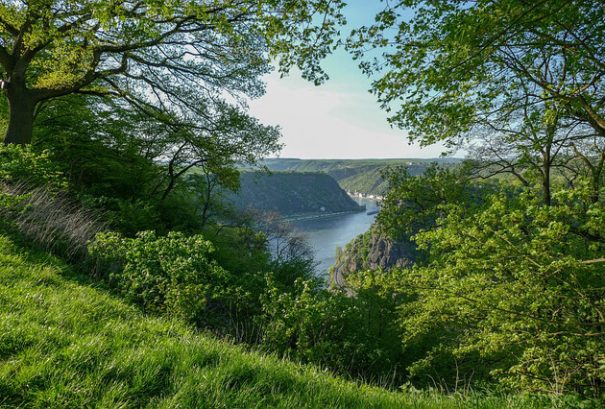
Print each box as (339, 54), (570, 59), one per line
(0, 14), (19, 36)
(582, 258), (605, 265)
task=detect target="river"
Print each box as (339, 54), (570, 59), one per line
(290, 197), (379, 278)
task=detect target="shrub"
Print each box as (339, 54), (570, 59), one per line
(260, 272), (404, 385)
(0, 144), (66, 189)
(89, 231), (239, 324)
(402, 190), (605, 396)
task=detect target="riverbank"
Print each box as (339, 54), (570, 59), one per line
(278, 207), (366, 223)
(288, 197), (380, 277)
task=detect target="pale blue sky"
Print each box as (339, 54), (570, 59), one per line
(248, 0), (447, 159)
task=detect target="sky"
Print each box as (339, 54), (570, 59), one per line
(247, 1), (448, 160)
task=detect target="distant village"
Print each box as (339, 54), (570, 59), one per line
(347, 191), (385, 201)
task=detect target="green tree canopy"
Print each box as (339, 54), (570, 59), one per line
(349, 0), (604, 141)
(0, 0), (345, 144)
(402, 188), (605, 395)
(348, 1), (605, 202)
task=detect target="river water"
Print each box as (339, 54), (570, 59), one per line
(290, 198), (380, 277)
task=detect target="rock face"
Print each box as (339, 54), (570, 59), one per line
(228, 171), (364, 216)
(331, 227), (417, 287)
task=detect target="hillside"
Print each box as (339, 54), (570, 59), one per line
(259, 159), (461, 196)
(0, 234), (552, 408)
(331, 227), (418, 288)
(228, 171), (363, 216)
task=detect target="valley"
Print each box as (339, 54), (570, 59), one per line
(260, 158), (460, 196)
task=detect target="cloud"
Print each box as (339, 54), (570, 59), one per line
(248, 71), (447, 159)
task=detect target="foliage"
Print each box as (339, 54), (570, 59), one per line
(261, 272), (405, 385)
(28, 95), (273, 234)
(348, 1), (605, 204)
(87, 225), (322, 345)
(33, 96), (162, 197)
(1, 1), (604, 403)
(399, 189), (605, 396)
(377, 163), (491, 239)
(2, 234), (556, 409)
(0, 144), (65, 189)
(341, 5), (605, 395)
(0, 0), (345, 144)
(0, 144), (106, 263)
(348, 0), (605, 143)
(89, 231), (234, 325)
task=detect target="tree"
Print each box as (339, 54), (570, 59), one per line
(402, 189), (605, 395)
(348, 1), (605, 196)
(0, 0), (345, 145)
(466, 98), (598, 205)
(377, 163), (488, 239)
(185, 164), (239, 228)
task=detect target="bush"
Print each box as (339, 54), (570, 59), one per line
(260, 272), (405, 385)
(0, 144), (67, 213)
(89, 231), (240, 324)
(401, 190), (605, 396)
(0, 144), (66, 189)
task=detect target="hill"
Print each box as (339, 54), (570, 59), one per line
(228, 171), (363, 217)
(0, 234), (553, 408)
(331, 226), (418, 288)
(259, 158), (461, 196)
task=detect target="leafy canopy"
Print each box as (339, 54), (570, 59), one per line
(0, 0), (345, 143)
(348, 0), (605, 144)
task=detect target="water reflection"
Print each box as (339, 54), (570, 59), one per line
(291, 198), (379, 277)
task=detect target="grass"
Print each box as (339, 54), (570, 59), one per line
(0, 234), (578, 408)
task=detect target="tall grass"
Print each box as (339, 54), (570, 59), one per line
(0, 234), (585, 408)
(0, 184), (105, 261)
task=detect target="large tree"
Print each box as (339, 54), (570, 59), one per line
(0, 0), (344, 145)
(348, 0), (605, 199)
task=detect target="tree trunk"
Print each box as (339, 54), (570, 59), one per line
(3, 85), (35, 145)
(590, 171), (602, 204)
(542, 150), (552, 206)
(542, 169), (551, 206)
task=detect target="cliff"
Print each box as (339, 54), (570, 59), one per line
(330, 225), (417, 287)
(229, 171), (364, 217)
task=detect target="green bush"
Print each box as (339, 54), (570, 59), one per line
(0, 144), (67, 212)
(399, 189), (605, 396)
(261, 272), (404, 385)
(0, 144), (66, 190)
(89, 231), (236, 324)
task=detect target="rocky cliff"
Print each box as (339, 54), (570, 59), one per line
(330, 226), (417, 287)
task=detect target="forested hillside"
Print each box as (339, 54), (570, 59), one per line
(227, 171), (364, 217)
(261, 158), (460, 196)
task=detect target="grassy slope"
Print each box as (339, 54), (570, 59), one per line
(0, 235), (554, 408)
